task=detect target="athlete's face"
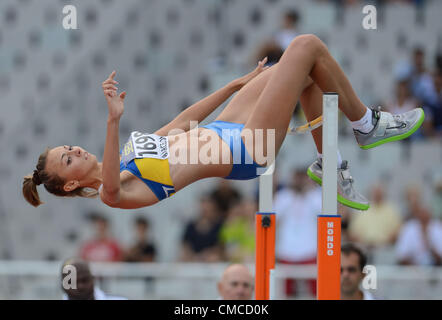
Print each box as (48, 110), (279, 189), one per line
(46, 145), (97, 189)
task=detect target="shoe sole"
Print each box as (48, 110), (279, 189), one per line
(307, 167), (370, 211)
(359, 108), (425, 150)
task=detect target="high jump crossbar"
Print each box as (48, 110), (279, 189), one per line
(255, 93), (341, 300)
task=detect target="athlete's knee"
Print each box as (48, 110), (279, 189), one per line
(302, 76), (315, 91)
(288, 34), (325, 55)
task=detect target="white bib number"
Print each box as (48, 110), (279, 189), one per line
(132, 131), (169, 159)
(121, 131), (169, 166)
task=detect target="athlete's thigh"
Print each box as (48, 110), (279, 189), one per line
(215, 64), (277, 124)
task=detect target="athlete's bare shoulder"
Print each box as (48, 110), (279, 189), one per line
(99, 170), (159, 209)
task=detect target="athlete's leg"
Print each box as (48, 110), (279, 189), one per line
(242, 34), (368, 166)
(299, 81), (323, 153)
(223, 64), (353, 154)
(301, 38), (423, 151)
(214, 65), (276, 124)
(215, 64), (313, 124)
(300, 81), (370, 210)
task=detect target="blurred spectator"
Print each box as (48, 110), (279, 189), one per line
(422, 71), (442, 136)
(253, 9), (301, 66)
(209, 179), (242, 221)
(61, 258), (127, 300)
(394, 46), (439, 137)
(331, 0), (425, 7)
(437, 54), (442, 73)
(253, 164), (285, 204)
(274, 9), (301, 50)
(396, 206), (442, 266)
(219, 199), (256, 263)
(409, 47), (434, 104)
(217, 264), (254, 300)
(79, 214), (122, 262)
(273, 168), (321, 297)
(348, 183), (402, 248)
(341, 243), (375, 300)
(123, 216), (157, 262)
(432, 177), (442, 220)
(254, 41), (284, 67)
(333, 0), (361, 7)
(339, 204), (353, 243)
(386, 80), (418, 115)
(179, 196), (224, 262)
(404, 184), (423, 220)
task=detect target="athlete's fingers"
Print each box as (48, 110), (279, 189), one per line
(259, 56), (268, 66)
(102, 83), (117, 89)
(254, 57), (267, 73)
(103, 89), (114, 96)
(102, 84), (118, 91)
(109, 70), (116, 80)
(102, 79), (118, 86)
(104, 89), (116, 97)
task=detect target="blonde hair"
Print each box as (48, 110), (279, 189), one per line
(22, 147), (98, 207)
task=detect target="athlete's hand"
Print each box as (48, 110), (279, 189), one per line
(102, 70), (126, 120)
(231, 57), (269, 90)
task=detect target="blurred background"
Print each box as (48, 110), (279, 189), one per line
(0, 0), (442, 300)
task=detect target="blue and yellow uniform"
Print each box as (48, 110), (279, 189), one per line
(201, 120), (264, 180)
(119, 158), (176, 201)
(120, 132), (176, 201)
(119, 121), (264, 201)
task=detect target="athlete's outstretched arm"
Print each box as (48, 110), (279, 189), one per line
(154, 57), (268, 136)
(100, 71), (126, 205)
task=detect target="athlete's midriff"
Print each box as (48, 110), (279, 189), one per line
(167, 127), (233, 191)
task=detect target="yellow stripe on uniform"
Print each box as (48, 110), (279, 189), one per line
(134, 157), (174, 186)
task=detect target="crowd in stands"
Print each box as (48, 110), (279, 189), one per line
(319, 0), (427, 7)
(79, 213), (157, 263)
(390, 47), (442, 138)
(70, 167), (441, 299)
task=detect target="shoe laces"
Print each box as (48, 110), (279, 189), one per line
(340, 161), (354, 183)
(373, 106), (382, 118)
(392, 114), (406, 126)
(373, 106), (405, 126)
(318, 159), (354, 183)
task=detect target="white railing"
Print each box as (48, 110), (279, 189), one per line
(0, 261), (442, 300)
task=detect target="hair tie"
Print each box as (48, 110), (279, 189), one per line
(32, 170), (42, 186)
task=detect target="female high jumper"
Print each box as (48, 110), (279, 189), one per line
(23, 35), (424, 210)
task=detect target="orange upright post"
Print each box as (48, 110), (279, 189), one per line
(317, 215), (341, 300)
(255, 212), (275, 300)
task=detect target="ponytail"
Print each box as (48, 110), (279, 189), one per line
(22, 174), (44, 207)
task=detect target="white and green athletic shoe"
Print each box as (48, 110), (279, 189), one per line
(354, 107), (425, 150)
(307, 158), (369, 211)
